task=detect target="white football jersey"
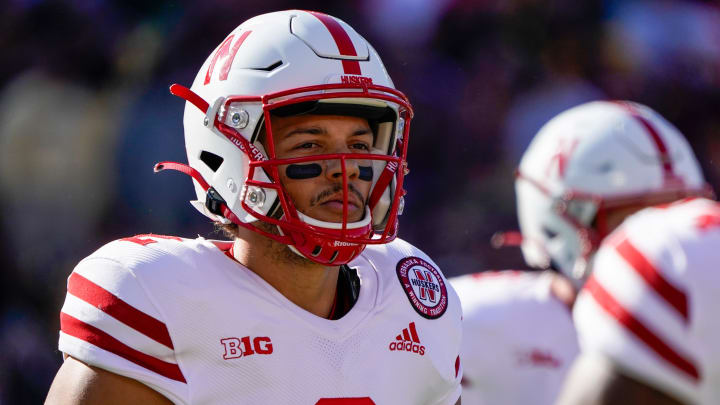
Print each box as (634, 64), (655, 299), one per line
(573, 197), (720, 404)
(58, 235), (462, 404)
(450, 271), (578, 405)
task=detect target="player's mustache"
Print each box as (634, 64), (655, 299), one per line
(310, 184), (365, 207)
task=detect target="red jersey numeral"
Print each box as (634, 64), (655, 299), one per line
(120, 234), (182, 246)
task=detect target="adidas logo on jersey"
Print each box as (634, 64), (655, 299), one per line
(388, 322), (425, 356)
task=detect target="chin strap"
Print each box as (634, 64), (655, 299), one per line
(154, 161), (293, 244)
(154, 161), (227, 217)
(155, 161), (210, 190)
(170, 84), (209, 113)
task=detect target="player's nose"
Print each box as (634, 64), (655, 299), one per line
(324, 145), (361, 181)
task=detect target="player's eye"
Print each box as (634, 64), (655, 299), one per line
(296, 142), (317, 150)
(350, 142), (370, 151)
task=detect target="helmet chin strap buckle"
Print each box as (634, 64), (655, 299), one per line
(205, 187), (228, 216)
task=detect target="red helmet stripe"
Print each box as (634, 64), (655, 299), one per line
(615, 102), (677, 185)
(308, 11), (362, 75)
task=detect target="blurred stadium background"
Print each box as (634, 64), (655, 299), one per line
(1, 0), (719, 402)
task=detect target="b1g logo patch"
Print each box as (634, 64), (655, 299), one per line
(396, 257), (448, 319)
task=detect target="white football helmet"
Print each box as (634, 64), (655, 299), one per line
(515, 100), (711, 283)
(155, 10), (412, 265)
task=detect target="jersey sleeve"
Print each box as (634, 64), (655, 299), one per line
(420, 255), (463, 405)
(405, 243), (463, 405)
(58, 254), (189, 404)
(370, 238), (463, 404)
(432, 379), (461, 405)
(573, 226), (700, 403)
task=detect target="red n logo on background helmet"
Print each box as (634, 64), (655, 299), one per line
(204, 31), (252, 85)
(545, 138), (579, 179)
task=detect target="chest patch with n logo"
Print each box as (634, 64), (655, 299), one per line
(396, 257), (448, 319)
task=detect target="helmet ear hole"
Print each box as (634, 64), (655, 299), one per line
(200, 151), (224, 172)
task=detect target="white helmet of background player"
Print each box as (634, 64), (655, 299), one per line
(515, 100), (711, 284)
(156, 10), (412, 265)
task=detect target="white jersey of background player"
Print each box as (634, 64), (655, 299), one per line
(563, 198), (720, 405)
(509, 100), (712, 405)
(451, 270), (578, 405)
(46, 11), (462, 405)
(454, 100), (712, 405)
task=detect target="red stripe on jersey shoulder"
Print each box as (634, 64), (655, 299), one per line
(614, 238), (689, 321)
(61, 312), (186, 383)
(120, 234), (182, 246)
(584, 276), (699, 381)
(68, 272), (175, 349)
(307, 11), (361, 75)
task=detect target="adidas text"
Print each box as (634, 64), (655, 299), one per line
(388, 341), (425, 355)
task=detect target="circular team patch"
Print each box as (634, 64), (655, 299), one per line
(396, 256), (448, 319)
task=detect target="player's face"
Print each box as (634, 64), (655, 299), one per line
(270, 114), (374, 223)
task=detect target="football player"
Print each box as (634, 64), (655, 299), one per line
(453, 100), (713, 405)
(45, 11), (462, 405)
(551, 105), (718, 404)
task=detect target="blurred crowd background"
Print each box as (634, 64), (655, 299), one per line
(1, 0), (719, 402)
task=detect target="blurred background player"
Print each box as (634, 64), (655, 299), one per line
(452, 100), (713, 404)
(553, 119), (719, 401)
(556, 194), (720, 405)
(44, 11), (462, 404)
(450, 269), (578, 405)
